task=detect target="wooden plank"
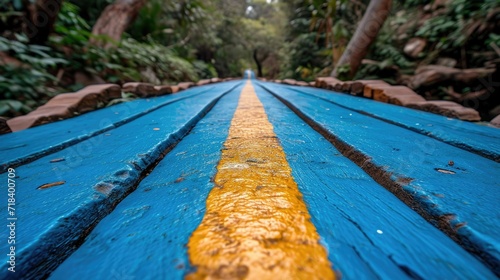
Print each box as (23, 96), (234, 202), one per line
(279, 84), (500, 162)
(254, 85), (496, 279)
(257, 82), (500, 275)
(0, 84), (243, 279)
(0, 82), (240, 173)
(187, 82), (334, 279)
(49, 81), (497, 279)
(49, 85), (242, 279)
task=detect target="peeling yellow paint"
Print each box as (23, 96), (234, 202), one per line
(187, 81), (335, 280)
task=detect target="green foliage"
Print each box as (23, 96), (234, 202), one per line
(50, 2), (199, 84)
(0, 65), (54, 98)
(192, 60), (218, 79)
(0, 99), (31, 116)
(283, 0), (364, 79)
(335, 64), (351, 81)
(487, 33), (500, 47)
(286, 33), (327, 79)
(57, 2), (91, 32)
(52, 2), (92, 46)
(66, 0), (113, 26)
(294, 65), (323, 81)
(0, 1), (208, 117)
(117, 38), (198, 82)
(0, 35), (67, 116)
(370, 18), (414, 69)
(401, 0), (432, 8)
(416, 15), (466, 50)
(65, 37), (200, 84)
(415, 0), (497, 52)
(128, 0), (168, 42)
(0, 34), (66, 66)
(285, 0), (498, 85)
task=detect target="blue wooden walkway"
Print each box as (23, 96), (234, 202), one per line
(0, 76), (499, 279)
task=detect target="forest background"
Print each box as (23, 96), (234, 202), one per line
(0, 0), (499, 120)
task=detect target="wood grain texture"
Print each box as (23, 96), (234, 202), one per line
(280, 84), (500, 162)
(187, 82), (334, 279)
(254, 85), (496, 279)
(49, 85), (243, 280)
(2, 77), (498, 278)
(258, 82), (500, 275)
(0, 84), (240, 279)
(0, 83), (239, 173)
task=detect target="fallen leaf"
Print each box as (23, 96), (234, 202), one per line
(50, 158), (65, 163)
(434, 168), (456, 174)
(38, 181), (65, 190)
(174, 177), (184, 183)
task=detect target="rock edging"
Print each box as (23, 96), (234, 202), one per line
(270, 77), (482, 122)
(5, 77), (235, 133)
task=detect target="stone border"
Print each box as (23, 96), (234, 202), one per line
(266, 77), (482, 122)
(3, 78), (237, 134)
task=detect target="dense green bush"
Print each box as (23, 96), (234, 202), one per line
(0, 35), (67, 116)
(51, 3), (199, 84)
(286, 33), (327, 80)
(0, 1), (206, 117)
(192, 60), (218, 79)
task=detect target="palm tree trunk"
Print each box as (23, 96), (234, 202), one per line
(253, 49), (263, 77)
(91, 0), (148, 48)
(331, 0), (392, 79)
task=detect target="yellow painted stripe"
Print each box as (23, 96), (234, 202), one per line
(187, 81), (335, 279)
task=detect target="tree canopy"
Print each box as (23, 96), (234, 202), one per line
(1, 0), (499, 120)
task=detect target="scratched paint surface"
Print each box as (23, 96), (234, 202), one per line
(272, 84), (500, 161)
(3, 77), (499, 279)
(50, 85), (243, 279)
(254, 85), (496, 279)
(0, 84), (239, 279)
(259, 82), (500, 273)
(187, 82), (335, 279)
(0, 84), (239, 172)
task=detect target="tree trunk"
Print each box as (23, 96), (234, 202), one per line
(253, 49), (263, 78)
(24, 0), (64, 45)
(331, 0), (392, 79)
(91, 0), (148, 48)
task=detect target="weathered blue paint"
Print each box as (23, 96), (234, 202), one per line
(3, 79), (499, 278)
(0, 84), (243, 279)
(0, 82), (241, 173)
(254, 85), (496, 279)
(273, 83), (500, 162)
(49, 86), (241, 279)
(257, 82), (500, 274)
